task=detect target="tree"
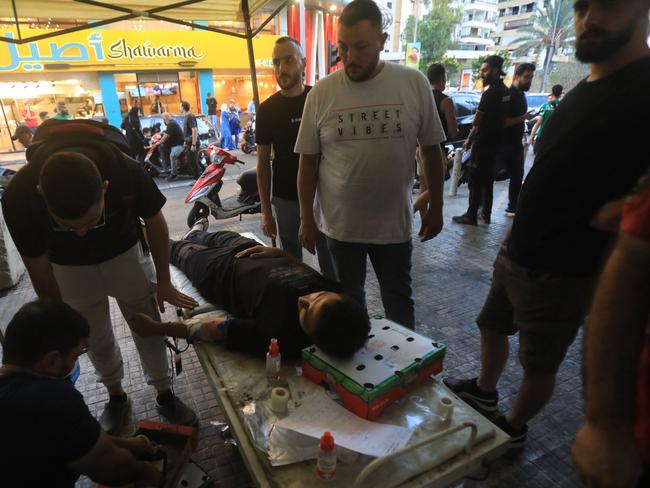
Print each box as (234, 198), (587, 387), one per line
(441, 56), (460, 86)
(511, 0), (575, 91)
(403, 0), (462, 72)
(548, 61), (590, 92)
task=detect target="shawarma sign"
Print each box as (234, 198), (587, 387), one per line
(0, 29), (276, 72)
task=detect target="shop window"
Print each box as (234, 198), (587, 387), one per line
(0, 78), (102, 153)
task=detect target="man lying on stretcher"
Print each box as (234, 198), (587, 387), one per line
(129, 218), (370, 358)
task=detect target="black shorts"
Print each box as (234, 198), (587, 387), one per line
(477, 245), (595, 375)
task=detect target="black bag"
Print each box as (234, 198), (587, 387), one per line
(28, 118), (132, 158)
(26, 118), (150, 253)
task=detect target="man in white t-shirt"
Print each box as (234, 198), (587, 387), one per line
(295, 0), (446, 328)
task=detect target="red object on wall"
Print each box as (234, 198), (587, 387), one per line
(287, 7), (340, 80)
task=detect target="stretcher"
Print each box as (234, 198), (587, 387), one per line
(170, 234), (509, 488)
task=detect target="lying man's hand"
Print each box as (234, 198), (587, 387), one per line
(235, 245), (285, 260)
(156, 280), (198, 313)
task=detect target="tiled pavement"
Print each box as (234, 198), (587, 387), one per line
(0, 158), (586, 487)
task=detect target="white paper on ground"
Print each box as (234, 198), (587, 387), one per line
(276, 389), (413, 458)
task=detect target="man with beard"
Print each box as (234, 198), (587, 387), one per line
(453, 55), (509, 225)
(0, 300), (164, 488)
(445, 0), (650, 453)
(501, 62), (536, 216)
(256, 37), (336, 280)
(296, 0), (446, 329)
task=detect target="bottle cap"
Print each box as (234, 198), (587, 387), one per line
(268, 338), (280, 357)
(320, 431), (335, 451)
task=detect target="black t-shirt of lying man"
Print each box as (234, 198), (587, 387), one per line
(171, 231), (341, 358)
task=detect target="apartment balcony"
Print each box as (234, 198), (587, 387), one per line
(463, 1), (499, 13)
(463, 19), (498, 30)
(458, 36), (495, 45)
(446, 48), (496, 60)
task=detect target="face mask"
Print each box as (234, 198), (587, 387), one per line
(58, 359), (81, 384)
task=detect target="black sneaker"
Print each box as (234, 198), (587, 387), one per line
(99, 397), (132, 435)
(494, 415), (527, 454)
(452, 213), (478, 226)
(443, 377), (498, 415)
(155, 394), (198, 427)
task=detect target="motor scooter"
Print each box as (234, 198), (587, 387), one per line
(144, 133), (207, 179)
(239, 120), (256, 154)
(185, 146), (261, 227)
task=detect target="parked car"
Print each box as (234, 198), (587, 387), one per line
(525, 93), (550, 134)
(138, 114), (217, 146)
(448, 91), (481, 144)
(525, 93), (550, 113)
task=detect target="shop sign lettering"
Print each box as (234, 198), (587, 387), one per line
(107, 39), (204, 61)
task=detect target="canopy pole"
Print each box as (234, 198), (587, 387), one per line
(0, 99), (17, 152)
(243, 0), (260, 107)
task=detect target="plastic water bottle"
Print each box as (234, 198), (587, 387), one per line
(316, 431), (336, 481)
(266, 338), (281, 381)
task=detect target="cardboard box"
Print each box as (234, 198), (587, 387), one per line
(302, 317), (446, 420)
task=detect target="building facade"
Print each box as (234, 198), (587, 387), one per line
(446, 0), (499, 62)
(493, 0), (541, 52)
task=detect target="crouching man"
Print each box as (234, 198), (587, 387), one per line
(0, 300), (164, 487)
(129, 219), (370, 358)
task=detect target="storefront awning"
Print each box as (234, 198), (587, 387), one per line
(0, 0), (286, 43)
(2, 1), (269, 22)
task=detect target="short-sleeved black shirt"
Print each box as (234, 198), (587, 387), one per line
(256, 86), (312, 201)
(508, 56), (650, 275)
(474, 80), (508, 157)
(0, 373), (101, 487)
(183, 113), (197, 142)
(206, 97), (218, 116)
(164, 119), (185, 150)
(503, 85), (528, 146)
(170, 231), (339, 358)
(228, 254), (340, 357)
(2, 142), (166, 265)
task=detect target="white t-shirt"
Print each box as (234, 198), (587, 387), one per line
(295, 62), (445, 244)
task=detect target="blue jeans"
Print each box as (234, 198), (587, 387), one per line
(325, 237), (414, 329)
(163, 145), (184, 176)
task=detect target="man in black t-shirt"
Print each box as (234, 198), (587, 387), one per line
(2, 125), (198, 434)
(256, 37), (337, 280)
(499, 62), (536, 216)
(129, 222), (370, 358)
(445, 0), (650, 453)
(205, 92), (218, 131)
(0, 300), (163, 488)
(453, 55), (509, 225)
(181, 100), (199, 177)
(160, 112), (185, 180)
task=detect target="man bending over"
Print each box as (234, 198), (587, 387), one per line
(130, 219), (370, 358)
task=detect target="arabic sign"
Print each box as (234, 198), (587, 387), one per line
(0, 29), (277, 73)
